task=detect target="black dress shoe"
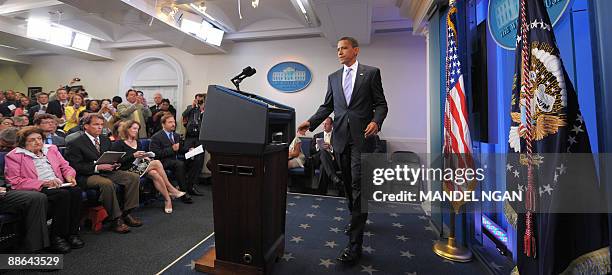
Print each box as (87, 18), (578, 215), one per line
(188, 188), (204, 196)
(336, 245), (362, 265)
(344, 223), (351, 235)
(181, 194), (194, 204)
(49, 236), (71, 254)
(67, 235), (85, 249)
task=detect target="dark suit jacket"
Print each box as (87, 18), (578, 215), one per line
(64, 133), (112, 186)
(0, 101), (17, 117)
(28, 101), (64, 121)
(308, 63), (388, 153)
(149, 130), (186, 163)
(310, 131), (335, 155)
(149, 104), (176, 116)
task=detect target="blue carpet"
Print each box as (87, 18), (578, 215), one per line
(161, 193), (487, 275)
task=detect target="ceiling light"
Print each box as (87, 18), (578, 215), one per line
(49, 26), (73, 46)
(181, 18), (202, 35)
(206, 28), (224, 46)
(26, 18), (51, 41)
(72, 33), (92, 50)
(296, 0), (307, 14)
(252, 0), (259, 8)
(199, 20), (213, 40)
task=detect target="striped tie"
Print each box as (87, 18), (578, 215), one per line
(343, 68), (353, 104)
(94, 137), (100, 153)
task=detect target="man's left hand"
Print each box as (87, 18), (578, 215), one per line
(364, 122), (379, 138)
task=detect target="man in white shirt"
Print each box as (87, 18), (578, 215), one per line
(310, 117), (341, 195)
(28, 92), (64, 122)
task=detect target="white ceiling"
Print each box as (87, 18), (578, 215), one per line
(0, 0), (414, 62)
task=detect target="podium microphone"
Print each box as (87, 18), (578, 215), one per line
(231, 66), (256, 91)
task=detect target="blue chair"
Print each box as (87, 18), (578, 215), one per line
(288, 137), (316, 192)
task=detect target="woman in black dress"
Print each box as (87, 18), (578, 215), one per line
(111, 120), (186, 213)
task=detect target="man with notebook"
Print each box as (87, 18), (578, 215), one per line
(65, 114), (142, 233)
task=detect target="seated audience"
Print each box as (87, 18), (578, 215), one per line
(29, 92), (63, 122)
(111, 96), (122, 110)
(112, 120), (191, 213)
(5, 126), (83, 253)
(67, 89), (76, 101)
(117, 90), (151, 138)
(13, 115), (29, 128)
(35, 114), (65, 146)
(0, 90), (17, 117)
(63, 93), (86, 132)
(14, 96), (31, 116)
(0, 117), (14, 131)
(99, 99), (116, 136)
(310, 117), (342, 194)
(86, 99), (100, 113)
(150, 114), (201, 196)
(0, 187), (50, 253)
(0, 127), (18, 152)
(109, 120), (125, 142)
(288, 128), (307, 169)
(150, 92), (176, 116)
(148, 98), (172, 136)
(65, 114), (142, 233)
(64, 111), (93, 144)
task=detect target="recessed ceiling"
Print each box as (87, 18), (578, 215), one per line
(0, 0), (413, 61)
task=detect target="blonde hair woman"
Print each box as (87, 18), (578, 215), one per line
(63, 93), (85, 132)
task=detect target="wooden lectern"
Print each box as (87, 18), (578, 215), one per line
(196, 85), (295, 275)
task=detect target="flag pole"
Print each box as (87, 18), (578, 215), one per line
(433, 0), (472, 262)
(433, 209), (472, 262)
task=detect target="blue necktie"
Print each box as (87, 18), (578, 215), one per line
(168, 132), (175, 144)
(343, 68), (353, 104)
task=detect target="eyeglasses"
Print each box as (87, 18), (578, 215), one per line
(1, 122), (13, 126)
(26, 137), (43, 143)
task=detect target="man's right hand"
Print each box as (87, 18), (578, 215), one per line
(298, 121), (310, 132)
(97, 164), (115, 171)
(172, 143), (180, 152)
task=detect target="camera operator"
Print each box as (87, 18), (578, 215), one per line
(180, 93), (206, 194)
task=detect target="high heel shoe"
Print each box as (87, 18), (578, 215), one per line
(164, 201), (173, 214)
(170, 191), (186, 199)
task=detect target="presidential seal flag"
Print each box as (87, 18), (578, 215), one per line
(505, 0), (610, 274)
(443, 0), (477, 213)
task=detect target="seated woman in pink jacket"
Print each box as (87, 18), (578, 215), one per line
(5, 126), (84, 254)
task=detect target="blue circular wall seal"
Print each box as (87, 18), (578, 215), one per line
(488, 0), (572, 50)
(267, 62), (312, 93)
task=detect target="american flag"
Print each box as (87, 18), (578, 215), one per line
(443, 0), (475, 212)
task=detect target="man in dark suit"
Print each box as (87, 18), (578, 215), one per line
(64, 114), (142, 233)
(298, 36), (388, 264)
(34, 114), (65, 146)
(28, 92), (63, 122)
(310, 117), (341, 195)
(150, 114), (200, 198)
(149, 92), (176, 117)
(0, 90), (18, 117)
